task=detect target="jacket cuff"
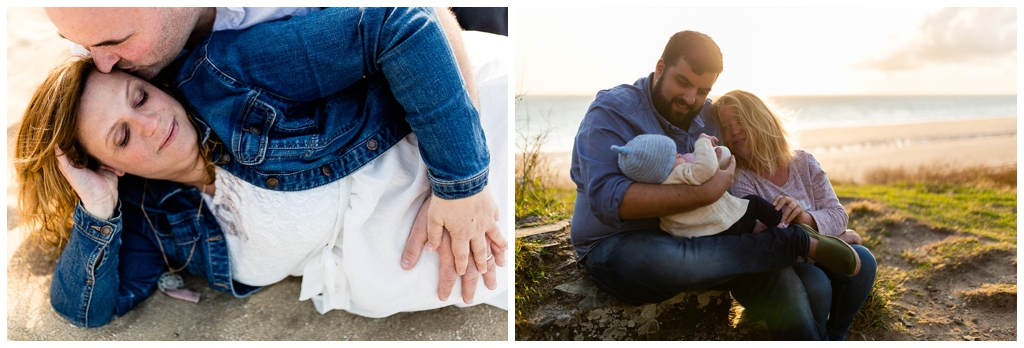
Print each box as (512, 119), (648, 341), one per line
(428, 167), (488, 200)
(72, 200), (122, 244)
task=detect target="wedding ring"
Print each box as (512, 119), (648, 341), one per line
(486, 254), (493, 261)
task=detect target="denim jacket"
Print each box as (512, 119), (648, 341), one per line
(173, 7), (490, 198)
(51, 175), (259, 328)
(50, 7), (488, 327)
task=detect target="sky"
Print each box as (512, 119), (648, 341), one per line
(515, 7), (1018, 96)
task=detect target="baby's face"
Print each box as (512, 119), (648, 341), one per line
(674, 153), (695, 167)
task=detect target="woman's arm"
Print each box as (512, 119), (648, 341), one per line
(51, 151), (164, 327)
(800, 151), (849, 236)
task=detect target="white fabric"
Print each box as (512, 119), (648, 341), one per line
(658, 137), (749, 238)
(213, 7), (319, 31)
(204, 30), (510, 317)
(70, 7), (318, 56)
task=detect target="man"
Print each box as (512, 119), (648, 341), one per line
(569, 30), (828, 340)
(46, 7), (502, 306)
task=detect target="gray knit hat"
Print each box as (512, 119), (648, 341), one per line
(610, 134), (677, 184)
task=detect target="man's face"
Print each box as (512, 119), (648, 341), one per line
(46, 8), (196, 79)
(651, 57), (718, 124)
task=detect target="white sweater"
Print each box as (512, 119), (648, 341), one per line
(659, 138), (749, 238)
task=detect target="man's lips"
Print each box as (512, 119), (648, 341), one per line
(160, 120), (178, 150)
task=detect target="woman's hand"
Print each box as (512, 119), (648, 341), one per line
(839, 229), (863, 245)
(55, 147), (119, 219)
(772, 195), (811, 226)
(426, 185), (506, 276)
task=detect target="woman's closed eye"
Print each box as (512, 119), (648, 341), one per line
(119, 124), (130, 148)
(134, 89), (148, 108)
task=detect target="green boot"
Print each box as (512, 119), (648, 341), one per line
(797, 223), (861, 276)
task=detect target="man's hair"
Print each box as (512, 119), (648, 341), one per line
(661, 30), (723, 75)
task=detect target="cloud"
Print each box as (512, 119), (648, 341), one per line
(859, 8), (1016, 71)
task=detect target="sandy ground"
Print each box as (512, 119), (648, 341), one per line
(5, 8), (508, 341)
(536, 117), (1017, 189)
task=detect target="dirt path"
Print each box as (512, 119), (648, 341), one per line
(514, 198), (1016, 341)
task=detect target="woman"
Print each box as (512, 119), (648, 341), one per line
(714, 90), (878, 340)
(15, 8), (508, 327)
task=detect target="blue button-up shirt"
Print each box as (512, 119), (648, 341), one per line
(569, 73), (719, 260)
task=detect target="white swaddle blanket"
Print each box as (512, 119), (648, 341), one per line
(203, 30), (509, 316)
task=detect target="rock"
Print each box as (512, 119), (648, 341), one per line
(555, 279), (599, 297)
(907, 311), (916, 317)
(555, 313), (573, 327)
(640, 304), (658, 320)
(602, 327), (627, 340)
(637, 320), (660, 335)
(954, 317), (964, 326)
(696, 291), (725, 308)
(627, 320), (635, 328)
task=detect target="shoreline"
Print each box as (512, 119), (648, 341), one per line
(528, 117), (1017, 188)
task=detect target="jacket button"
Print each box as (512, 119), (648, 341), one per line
(366, 139), (379, 151)
(266, 177), (279, 188)
(219, 152), (232, 164)
(100, 225), (113, 236)
(321, 166), (333, 176)
(248, 127), (261, 136)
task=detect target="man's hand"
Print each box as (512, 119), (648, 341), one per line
(426, 185), (506, 275)
(402, 193), (506, 303)
(619, 155), (735, 220)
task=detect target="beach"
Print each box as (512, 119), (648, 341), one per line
(535, 117), (1017, 189)
(5, 8), (507, 341)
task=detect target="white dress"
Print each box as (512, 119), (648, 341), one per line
(202, 31), (509, 317)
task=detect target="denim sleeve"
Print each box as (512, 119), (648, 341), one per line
(575, 104), (638, 227)
(203, 7), (488, 199)
(50, 202), (163, 328)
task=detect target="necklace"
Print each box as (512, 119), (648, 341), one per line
(141, 179), (204, 302)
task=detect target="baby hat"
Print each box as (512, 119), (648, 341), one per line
(610, 134), (677, 184)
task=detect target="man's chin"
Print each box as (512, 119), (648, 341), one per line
(135, 68), (159, 80)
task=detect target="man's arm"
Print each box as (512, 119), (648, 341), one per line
(436, 7), (479, 110)
(618, 157), (735, 220)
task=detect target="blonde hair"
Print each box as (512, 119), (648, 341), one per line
(15, 58), (217, 254)
(712, 90), (795, 176)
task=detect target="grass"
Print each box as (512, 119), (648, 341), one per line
(515, 239), (546, 320)
(852, 265), (910, 330)
(514, 92), (576, 226)
(901, 236), (1014, 275)
(834, 166), (1016, 243)
(839, 164), (1017, 332)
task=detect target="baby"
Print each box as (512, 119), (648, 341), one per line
(611, 133), (782, 238)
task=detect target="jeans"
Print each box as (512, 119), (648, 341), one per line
(582, 226), (828, 340)
(747, 244), (878, 341)
(818, 244), (877, 340)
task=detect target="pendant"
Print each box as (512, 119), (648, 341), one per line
(157, 271), (201, 303)
(158, 271), (185, 290)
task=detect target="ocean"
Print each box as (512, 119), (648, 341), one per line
(514, 94), (1017, 153)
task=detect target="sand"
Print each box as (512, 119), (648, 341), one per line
(534, 117), (1017, 189)
(5, 8), (507, 341)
